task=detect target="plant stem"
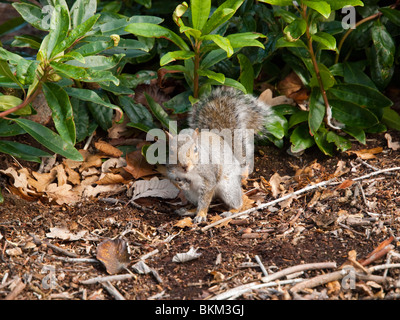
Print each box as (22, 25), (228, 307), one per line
(301, 5), (331, 128)
(335, 0), (400, 64)
(0, 83), (42, 118)
(193, 41), (201, 99)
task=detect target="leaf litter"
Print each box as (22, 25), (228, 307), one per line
(1, 123), (400, 300)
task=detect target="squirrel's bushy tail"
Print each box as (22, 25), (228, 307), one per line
(189, 86), (272, 134)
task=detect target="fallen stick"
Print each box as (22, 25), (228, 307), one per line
(4, 277), (26, 300)
(29, 233), (78, 258)
(80, 274), (134, 285)
(202, 166), (400, 231)
(101, 281), (126, 300)
(210, 262), (336, 300)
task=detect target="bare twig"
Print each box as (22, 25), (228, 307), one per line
(202, 166), (400, 231)
(4, 277), (26, 300)
(254, 255), (269, 277)
(80, 274), (134, 285)
(29, 233), (78, 258)
(101, 281), (126, 300)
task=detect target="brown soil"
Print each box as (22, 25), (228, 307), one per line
(1, 129), (400, 301)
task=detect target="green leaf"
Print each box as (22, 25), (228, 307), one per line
(64, 87), (123, 117)
(52, 14), (100, 57)
(343, 127), (366, 144)
(125, 23), (190, 51)
(371, 25), (395, 68)
(237, 53), (254, 94)
(379, 7), (400, 27)
(119, 95), (153, 125)
(70, 0), (97, 28)
(284, 18), (307, 42)
(50, 61), (87, 80)
(202, 34), (233, 57)
(323, 0), (363, 10)
(163, 91), (192, 114)
(198, 69), (226, 83)
(275, 37), (307, 49)
(342, 62), (377, 89)
(311, 32), (337, 51)
(0, 60), (24, 92)
(12, 3), (46, 30)
(330, 99), (379, 129)
(70, 97), (91, 143)
(382, 107), (400, 131)
(201, 49), (228, 70)
(0, 95), (30, 115)
(328, 83), (393, 109)
(12, 118), (83, 161)
(87, 101), (113, 131)
(0, 141), (52, 163)
(42, 82), (76, 144)
(308, 88), (325, 134)
(310, 63), (335, 89)
(290, 123), (315, 153)
(303, 0), (331, 19)
(47, 5), (70, 59)
(145, 93), (176, 133)
(0, 119), (26, 137)
(72, 38), (115, 56)
(160, 50), (195, 66)
(226, 32), (265, 49)
(65, 54), (124, 70)
(258, 0), (294, 5)
(264, 113), (288, 140)
(314, 128), (334, 156)
(191, 0), (211, 31)
(202, 0), (244, 35)
(288, 110), (308, 128)
(326, 131), (351, 151)
(11, 35), (41, 50)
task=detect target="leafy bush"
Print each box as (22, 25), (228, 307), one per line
(0, 0), (399, 166)
(0, 0), (162, 161)
(255, 0), (400, 155)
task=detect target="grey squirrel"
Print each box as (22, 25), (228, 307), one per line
(166, 86), (272, 224)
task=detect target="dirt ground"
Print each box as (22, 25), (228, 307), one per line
(1, 128), (400, 301)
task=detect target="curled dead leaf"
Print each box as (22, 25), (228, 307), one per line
(172, 247), (202, 263)
(174, 217), (193, 229)
(346, 147), (383, 160)
(125, 150), (156, 179)
(95, 141), (123, 158)
(96, 238), (130, 274)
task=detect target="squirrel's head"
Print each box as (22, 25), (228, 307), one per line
(167, 129), (199, 172)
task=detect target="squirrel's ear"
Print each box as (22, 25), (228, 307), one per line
(192, 128), (199, 139)
(165, 130), (174, 140)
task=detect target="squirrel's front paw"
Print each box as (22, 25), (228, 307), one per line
(175, 208), (196, 217)
(192, 211), (207, 224)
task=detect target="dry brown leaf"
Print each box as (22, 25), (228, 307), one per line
(174, 217), (193, 229)
(55, 164), (68, 187)
(346, 147), (383, 159)
(0, 167), (30, 189)
(29, 169), (57, 192)
(96, 238), (130, 274)
(208, 215), (231, 228)
(64, 163), (80, 185)
(334, 160), (349, 177)
(269, 172), (282, 198)
(277, 72), (303, 97)
(82, 184), (126, 198)
(385, 133), (400, 151)
(131, 176), (179, 201)
(45, 183), (81, 205)
(46, 227), (87, 241)
(95, 140), (123, 158)
(96, 172), (130, 185)
(209, 270), (225, 282)
(125, 150), (156, 179)
(79, 154), (103, 172)
(337, 179), (354, 189)
(258, 88), (295, 106)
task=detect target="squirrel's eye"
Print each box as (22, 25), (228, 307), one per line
(175, 178), (181, 182)
(193, 146), (198, 153)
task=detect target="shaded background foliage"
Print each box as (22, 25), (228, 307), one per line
(0, 0), (399, 167)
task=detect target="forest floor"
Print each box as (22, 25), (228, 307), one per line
(1, 128), (400, 301)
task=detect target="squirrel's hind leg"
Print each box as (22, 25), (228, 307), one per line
(216, 175), (243, 210)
